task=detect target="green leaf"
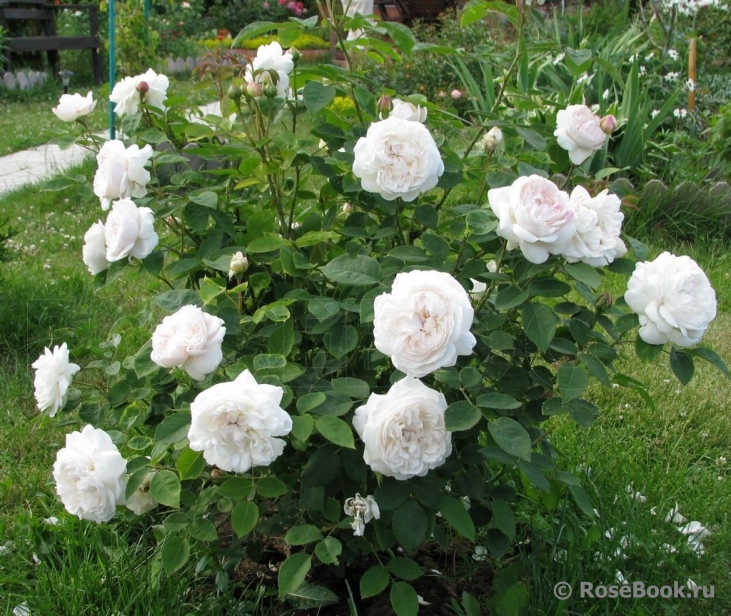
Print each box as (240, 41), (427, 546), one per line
(315, 537), (342, 565)
(670, 347), (694, 385)
(291, 414), (314, 442)
(488, 417), (532, 462)
(303, 81), (337, 114)
(231, 21), (277, 47)
(42, 176), (79, 192)
(199, 277), (226, 304)
(133, 340), (158, 378)
(522, 303), (559, 353)
(257, 477), (288, 498)
(153, 289), (202, 312)
(445, 401), (482, 431)
(161, 536), (190, 575)
(465, 209), (497, 235)
(624, 235), (649, 261)
(476, 393), (522, 410)
(231, 501), (259, 537)
(253, 353), (287, 371)
(218, 477), (253, 499)
(154, 411), (191, 445)
(691, 347), (730, 379)
(331, 377), (370, 399)
(268, 320), (294, 356)
(390, 581), (419, 616)
(557, 364), (589, 402)
(564, 262), (601, 289)
(491, 499), (515, 541)
(360, 565), (389, 599)
(125, 467), (151, 501)
(175, 448), (205, 480)
(320, 255), (382, 286)
(569, 485), (595, 518)
(438, 495), (475, 542)
(323, 324), (359, 359)
(297, 392), (326, 414)
(278, 552), (312, 597)
(635, 336), (664, 362)
(392, 500), (429, 552)
(387, 557), (422, 581)
(316, 416), (355, 449)
(247, 235), (290, 253)
(285, 524), (323, 546)
(150, 470), (181, 509)
(190, 518), (218, 542)
(301, 448), (340, 487)
(287, 582), (339, 609)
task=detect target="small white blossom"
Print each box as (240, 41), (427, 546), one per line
(717, 456), (727, 465)
(639, 65), (647, 76)
(686, 78), (696, 92)
(668, 49), (679, 61)
(553, 53), (565, 65)
(473, 546), (488, 561)
(665, 72), (680, 82)
(343, 493), (380, 536)
(673, 108), (688, 118)
(665, 503), (687, 524)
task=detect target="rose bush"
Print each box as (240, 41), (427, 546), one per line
(39, 2), (728, 613)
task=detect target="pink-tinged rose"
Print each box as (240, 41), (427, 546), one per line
(352, 116), (444, 202)
(353, 377), (452, 480)
(93, 140), (153, 210)
(554, 104), (606, 164)
(188, 370), (291, 473)
(488, 175), (575, 263)
(625, 252), (717, 347)
(373, 270), (476, 377)
(104, 198), (158, 262)
(561, 186), (626, 267)
(150, 305), (226, 380)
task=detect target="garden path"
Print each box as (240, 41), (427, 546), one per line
(0, 102), (221, 196)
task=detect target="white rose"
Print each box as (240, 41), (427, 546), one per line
(388, 99), (427, 123)
(52, 425), (127, 523)
(561, 186), (627, 267)
(52, 91), (96, 122)
(353, 377), (452, 480)
(188, 370), (292, 473)
(352, 116), (444, 202)
(150, 304), (226, 380)
(343, 493), (380, 536)
(245, 42), (294, 97)
(374, 270), (476, 378)
(104, 198), (158, 262)
(137, 68), (170, 111)
(488, 175), (575, 264)
(125, 471), (158, 515)
(93, 140), (153, 210)
(554, 104), (607, 165)
(110, 69), (169, 117)
(624, 252), (717, 347)
(82, 220), (109, 275)
(32, 342), (80, 417)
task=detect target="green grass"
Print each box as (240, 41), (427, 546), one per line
(517, 243), (731, 615)
(0, 76), (214, 156)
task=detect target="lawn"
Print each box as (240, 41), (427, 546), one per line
(0, 77), (214, 156)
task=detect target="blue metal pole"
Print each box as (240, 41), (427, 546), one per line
(144, 0), (150, 21)
(108, 0), (116, 140)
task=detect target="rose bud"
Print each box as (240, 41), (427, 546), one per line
(482, 126), (503, 152)
(228, 251), (249, 279)
(227, 83), (243, 102)
(290, 46), (301, 64)
(342, 203), (353, 215)
(263, 82), (278, 98)
(136, 80), (149, 95)
(245, 81), (263, 98)
(377, 94), (393, 118)
(600, 114), (617, 134)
